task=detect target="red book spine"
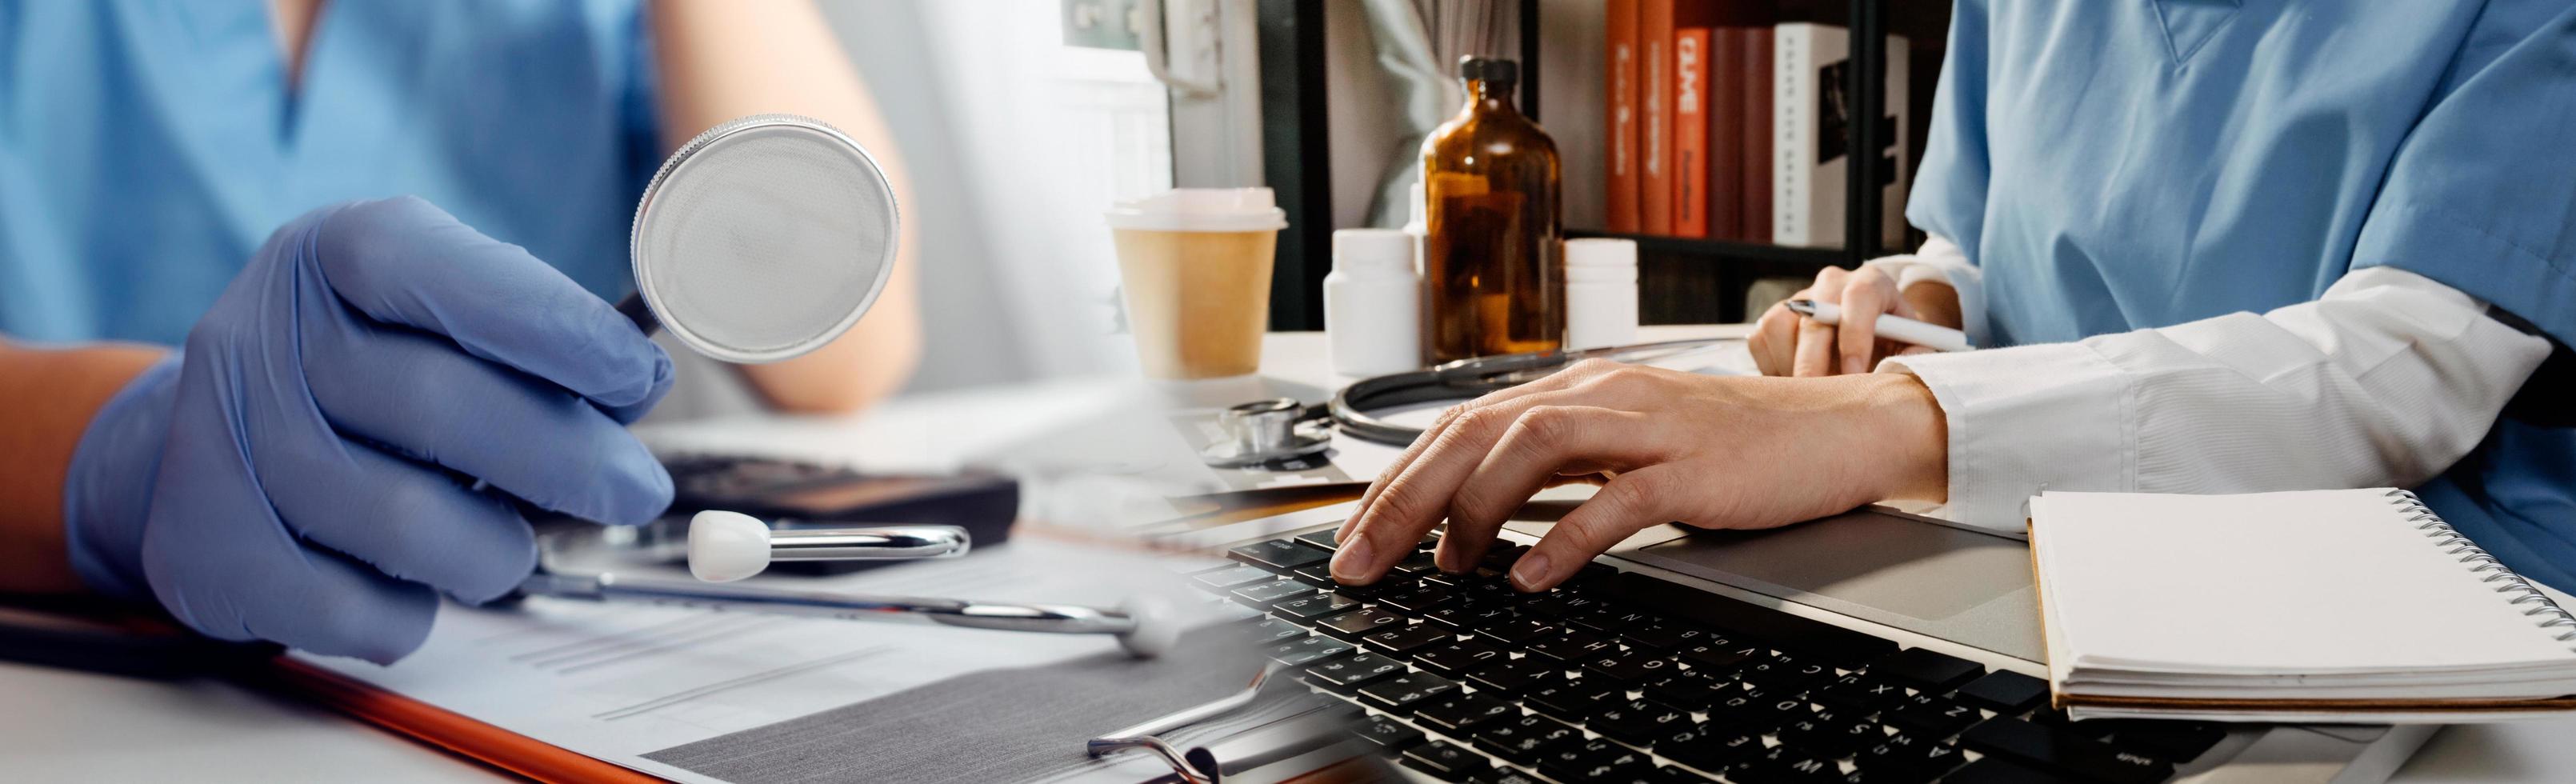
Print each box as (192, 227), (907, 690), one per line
(1743, 27), (1775, 244)
(1706, 27), (1747, 242)
(1604, 1), (1642, 234)
(1638, 0), (1675, 234)
(1673, 28), (1711, 238)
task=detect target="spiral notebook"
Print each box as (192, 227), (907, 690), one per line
(2029, 489), (2576, 723)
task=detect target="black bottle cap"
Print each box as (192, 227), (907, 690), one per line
(1458, 56), (1518, 84)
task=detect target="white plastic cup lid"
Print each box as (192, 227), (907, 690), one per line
(1565, 238), (1639, 268)
(1333, 229), (1414, 274)
(1105, 188), (1288, 232)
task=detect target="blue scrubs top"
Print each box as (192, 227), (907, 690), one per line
(0, 0), (661, 345)
(1913, 2), (2576, 588)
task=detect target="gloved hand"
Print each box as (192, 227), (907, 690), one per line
(61, 197), (676, 663)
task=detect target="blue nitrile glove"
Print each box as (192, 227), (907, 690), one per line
(60, 197), (676, 664)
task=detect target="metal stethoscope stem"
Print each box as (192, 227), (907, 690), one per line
(515, 511), (1179, 658)
(515, 571), (1143, 638)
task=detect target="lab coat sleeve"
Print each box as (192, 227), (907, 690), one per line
(1862, 235), (1987, 347)
(1879, 267), (2551, 532)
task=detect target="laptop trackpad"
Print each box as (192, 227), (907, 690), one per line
(1614, 509), (2046, 661)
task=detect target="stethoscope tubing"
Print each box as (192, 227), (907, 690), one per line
(1326, 338), (1737, 447)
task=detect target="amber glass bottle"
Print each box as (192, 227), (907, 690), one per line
(1422, 56), (1563, 362)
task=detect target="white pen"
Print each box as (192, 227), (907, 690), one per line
(1783, 299), (1974, 353)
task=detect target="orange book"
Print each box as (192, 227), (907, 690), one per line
(1604, 0), (1642, 233)
(1638, 1), (1676, 234)
(1672, 28), (1712, 238)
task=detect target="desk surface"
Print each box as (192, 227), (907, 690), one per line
(6, 329), (2570, 781)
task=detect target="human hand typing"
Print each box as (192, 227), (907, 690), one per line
(1750, 264), (1963, 376)
(1327, 361), (1947, 592)
(62, 197), (675, 663)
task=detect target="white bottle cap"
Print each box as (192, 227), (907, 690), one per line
(1334, 229), (1414, 274)
(1103, 188), (1288, 232)
(1565, 238), (1639, 268)
(687, 510), (774, 582)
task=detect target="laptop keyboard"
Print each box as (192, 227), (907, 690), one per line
(1202, 530), (2230, 783)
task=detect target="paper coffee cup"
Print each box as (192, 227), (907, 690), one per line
(1106, 189), (1289, 379)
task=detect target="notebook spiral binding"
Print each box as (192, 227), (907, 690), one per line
(2387, 489), (2576, 645)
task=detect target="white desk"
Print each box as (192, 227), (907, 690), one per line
(4, 332), (2568, 781)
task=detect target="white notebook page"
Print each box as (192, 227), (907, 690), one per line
(2033, 490), (2576, 676)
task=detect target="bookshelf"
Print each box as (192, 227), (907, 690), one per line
(1253, 1), (1940, 328)
(1533, 0), (1924, 324)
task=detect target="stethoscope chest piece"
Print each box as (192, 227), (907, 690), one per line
(1198, 398), (1332, 468)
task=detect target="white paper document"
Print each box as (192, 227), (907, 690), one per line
(293, 542), (1240, 782)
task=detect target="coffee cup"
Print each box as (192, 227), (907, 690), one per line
(1106, 189), (1288, 379)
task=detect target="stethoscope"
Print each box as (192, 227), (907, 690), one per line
(1202, 337), (1738, 466)
(515, 511), (1178, 658)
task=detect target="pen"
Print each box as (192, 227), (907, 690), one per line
(1783, 299), (1974, 353)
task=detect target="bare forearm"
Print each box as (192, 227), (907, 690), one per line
(650, 0), (922, 414)
(0, 340), (164, 593)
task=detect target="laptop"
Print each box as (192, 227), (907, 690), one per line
(1181, 497), (2434, 783)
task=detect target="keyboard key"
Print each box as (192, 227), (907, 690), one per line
(1854, 730), (1969, 778)
(1596, 573), (1898, 664)
(1468, 770), (1546, 784)
(1362, 671), (1462, 712)
(1390, 550), (1441, 574)
(1412, 692), (1519, 733)
(1464, 656), (1564, 695)
(1259, 634), (1353, 666)
(1726, 746), (1844, 784)
(1709, 690), (1808, 732)
(1883, 694), (1982, 738)
(1270, 592), (1362, 622)
(1737, 654), (1834, 692)
(1477, 618), (1559, 646)
(1230, 538), (1330, 571)
(1812, 673), (1909, 711)
(1566, 606), (1655, 634)
(1288, 564), (1337, 587)
(1470, 712), (1583, 762)
(1295, 528), (1342, 551)
(1245, 618), (1308, 644)
(1583, 648), (1680, 684)
(1380, 586), (1456, 614)
(1658, 726), (1764, 774)
(1942, 757), (2076, 784)
(1774, 710), (1882, 755)
(1303, 651), (1406, 692)
(1527, 630), (1619, 662)
(1192, 564), (1275, 591)
(1349, 712), (1425, 751)
(1534, 738), (1651, 782)
(1230, 578), (1317, 608)
(1423, 603), (1512, 630)
(1618, 622), (1709, 650)
(1399, 739), (1490, 781)
(1954, 670), (2051, 714)
(1317, 608), (1409, 642)
(1588, 698), (1697, 746)
(1364, 624), (1457, 657)
(1523, 679), (1623, 721)
(1871, 647), (1987, 691)
(1959, 718), (2174, 784)
(2085, 719), (2227, 762)
(1640, 670), (1730, 710)
(1414, 638), (1508, 678)
(1674, 641), (1759, 670)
